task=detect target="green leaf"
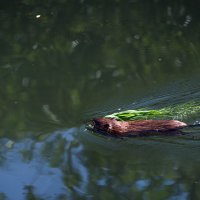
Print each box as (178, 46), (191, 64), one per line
(105, 101), (200, 121)
(105, 109), (170, 120)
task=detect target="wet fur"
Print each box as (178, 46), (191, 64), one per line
(90, 118), (187, 137)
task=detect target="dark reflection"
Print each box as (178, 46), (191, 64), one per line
(0, 0), (200, 199)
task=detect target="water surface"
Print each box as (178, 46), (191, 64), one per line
(0, 1), (200, 199)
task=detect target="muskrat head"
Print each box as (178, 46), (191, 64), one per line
(91, 118), (111, 133)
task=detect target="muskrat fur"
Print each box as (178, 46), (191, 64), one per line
(90, 118), (188, 137)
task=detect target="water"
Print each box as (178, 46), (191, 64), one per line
(1, 1), (200, 199)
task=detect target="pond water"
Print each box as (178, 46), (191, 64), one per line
(0, 1), (200, 199)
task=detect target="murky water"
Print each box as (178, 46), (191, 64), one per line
(1, 1), (200, 199)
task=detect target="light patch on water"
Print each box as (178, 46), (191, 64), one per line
(36, 15), (41, 19)
(22, 77), (30, 87)
(183, 15), (192, 27)
(96, 178), (107, 186)
(163, 179), (175, 186)
(135, 179), (151, 191)
(0, 139), (69, 200)
(0, 127), (85, 200)
(168, 192), (189, 200)
(72, 40), (79, 48)
(42, 104), (60, 123)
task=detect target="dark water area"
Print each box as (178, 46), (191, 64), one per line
(1, 0), (200, 199)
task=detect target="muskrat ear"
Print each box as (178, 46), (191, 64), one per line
(93, 118), (100, 124)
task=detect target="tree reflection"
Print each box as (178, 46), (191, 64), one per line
(0, 1), (200, 199)
(0, 0), (200, 136)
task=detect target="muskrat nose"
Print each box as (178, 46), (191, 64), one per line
(85, 121), (95, 130)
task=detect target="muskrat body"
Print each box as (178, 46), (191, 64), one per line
(90, 118), (188, 137)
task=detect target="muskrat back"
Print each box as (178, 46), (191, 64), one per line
(90, 118), (187, 136)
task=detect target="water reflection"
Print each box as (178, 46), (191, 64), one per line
(0, 121), (200, 199)
(1, 0), (200, 199)
(0, 128), (79, 199)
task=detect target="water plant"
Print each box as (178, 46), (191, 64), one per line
(105, 101), (200, 121)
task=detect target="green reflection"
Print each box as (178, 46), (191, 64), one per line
(0, 1), (200, 199)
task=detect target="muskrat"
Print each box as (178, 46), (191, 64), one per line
(89, 118), (188, 137)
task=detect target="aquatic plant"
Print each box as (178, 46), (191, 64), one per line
(105, 101), (200, 121)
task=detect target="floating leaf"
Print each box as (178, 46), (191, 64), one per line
(105, 101), (200, 121)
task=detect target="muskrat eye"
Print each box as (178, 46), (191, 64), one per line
(103, 124), (109, 130)
(93, 119), (100, 126)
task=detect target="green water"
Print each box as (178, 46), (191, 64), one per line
(0, 1), (200, 199)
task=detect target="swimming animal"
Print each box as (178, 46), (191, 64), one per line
(88, 118), (188, 137)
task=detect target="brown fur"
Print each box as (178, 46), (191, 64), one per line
(91, 118), (188, 136)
